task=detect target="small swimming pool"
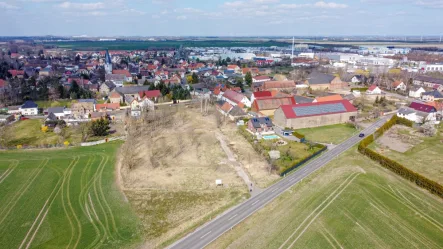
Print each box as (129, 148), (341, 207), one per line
(262, 135), (280, 140)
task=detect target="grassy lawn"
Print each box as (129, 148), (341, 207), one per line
(207, 148), (443, 249)
(2, 119), (82, 147)
(35, 100), (74, 109)
(0, 142), (141, 249)
(372, 125), (443, 185)
(260, 139), (322, 172)
(296, 124), (358, 144)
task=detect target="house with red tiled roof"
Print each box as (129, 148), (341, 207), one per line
(227, 65), (241, 73)
(251, 91), (272, 104)
(392, 80), (406, 91)
(260, 81), (297, 92)
(109, 91), (123, 104)
(221, 89), (251, 108)
(112, 70), (132, 81)
(251, 96), (296, 116)
(313, 95), (343, 103)
(253, 75), (271, 83)
(8, 70), (24, 78)
(95, 103), (120, 112)
(366, 85), (382, 94)
(138, 90), (162, 102)
(274, 100), (358, 129)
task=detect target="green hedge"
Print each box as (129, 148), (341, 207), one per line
(351, 87), (368, 92)
(279, 145), (327, 176)
(358, 115), (443, 198)
(292, 131), (305, 140)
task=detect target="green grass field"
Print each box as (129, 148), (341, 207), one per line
(296, 124), (358, 144)
(0, 142), (141, 248)
(372, 125), (443, 185)
(2, 119), (82, 147)
(207, 148), (443, 249)
(35, 100), (74, 109)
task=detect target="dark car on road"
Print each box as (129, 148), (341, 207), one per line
(359, 133), (365, 138)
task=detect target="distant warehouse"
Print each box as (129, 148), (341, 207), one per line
(274, 100), (357, 129)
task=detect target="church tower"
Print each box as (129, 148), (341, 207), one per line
(104, 49), (112, 74)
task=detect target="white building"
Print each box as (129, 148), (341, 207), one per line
(409, 86), (426, 98)
(424, 63), (443, 72)
(19, 101), (38, 116)
(366, 85), (382, 95)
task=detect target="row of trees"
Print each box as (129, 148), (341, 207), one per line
(147, 81), (191, 101)
(0, 76), (94, 106)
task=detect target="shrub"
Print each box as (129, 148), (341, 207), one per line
(358, 115), (443, 198)
(351, 87), (368, 92)
(292, 131), (305, 140)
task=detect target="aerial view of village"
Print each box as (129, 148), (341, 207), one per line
(0, 0), (442, 249)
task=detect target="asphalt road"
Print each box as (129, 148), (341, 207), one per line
(169, 116), (391, 249)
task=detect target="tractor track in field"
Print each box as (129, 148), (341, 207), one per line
(0, 158), (49, 228)
(61, 156), (81, 249)
(278, 172), (360, 249)
(19, 165), (65, 249)
(0, 160), (19, 184)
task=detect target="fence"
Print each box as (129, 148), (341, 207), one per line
(80, 136), (126, 146)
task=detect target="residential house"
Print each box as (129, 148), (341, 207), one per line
(99, 81), (116, 96)
(138, 90), (162, 102)
(250, 91), (273, 104)
(398, 102), (439, 124)
(227, 65), (241, 73)
(421, 90), (443, 102)
(247, 117), (274, 134)
(8, 70), (24, 79)
(71, 102), (94, 119)
(313, 95), (343, 103)
(7, 106), (21, 115)
(20, 101), (38, 116)
(46, 107), (70, 119)
(95, 103), (120, 112)
(409, 86), (425, 98)
(305, 72), (347, 90)
(112, 69), (133, 82)
(109, 91), (123, 104)
(392, 80), (407, 91)
(366, 85), (382, 95)
(413, 75), (443, 90)
(252, 75), (271, 83)
(274, 100), (358, 129)
(78, 99), (97, 104)
(260, 81), (297, 92)
(351, 75), (363, 84)
(105, 74), (127, 87)
(221, 90), (251, 108)
(251, 96), (296, 116)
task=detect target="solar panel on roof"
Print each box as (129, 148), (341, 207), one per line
(292, 103), (346, 117)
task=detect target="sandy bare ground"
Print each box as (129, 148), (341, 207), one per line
(215, 131), (262, 195)
(220, 124), (279, 188)
(118, 107), (249, 248)
(376, 125), (423, 153)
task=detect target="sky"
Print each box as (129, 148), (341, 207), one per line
(0, 0), (443, 36)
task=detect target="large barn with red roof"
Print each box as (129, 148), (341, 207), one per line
(274, 100), (358, 129)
